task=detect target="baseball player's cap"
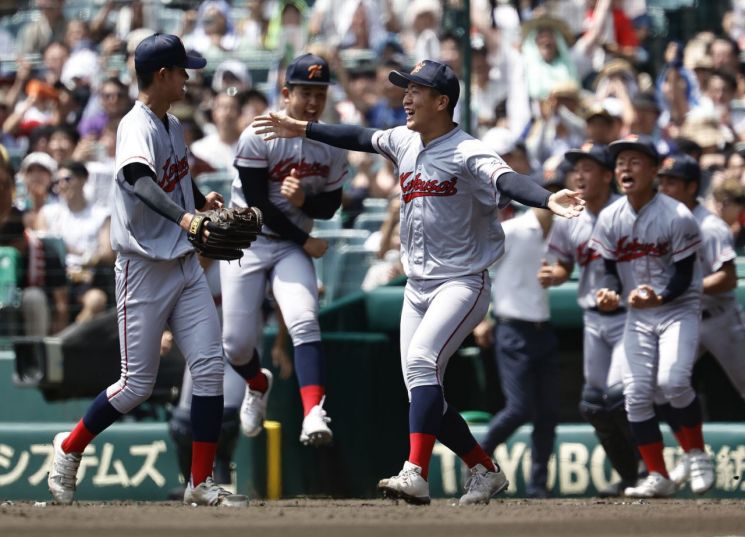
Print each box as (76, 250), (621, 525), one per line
(20, 151), (57, 174)
(285, 53), (331, 86)
(565, 142), (613, 170)
(657, 154), (701, 183)
(388, 59), (460, 107)
(134, 33), (207, 74)
(608, 134), (660, 164)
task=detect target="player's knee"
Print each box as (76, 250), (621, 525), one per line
(578, 384), (605, 420)
(189, 355), (224, 396)
(285, 312), (320, 345)
(658, 378), (694, 407)
(604, 382), (626, 412)
(223, 330), (258, 364)
(114, 377), (157, 413)
(405, 358), (438, 387)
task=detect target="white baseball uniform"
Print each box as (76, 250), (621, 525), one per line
(371, 125), (513, 394)
(108, 101), (223, 413)
(693, 203), (745, 399)
(549, 193), (625, 389)
(591, 193), (702, 422)
(221, 125), (348, 365)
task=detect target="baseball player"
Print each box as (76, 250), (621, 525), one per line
(591, 135), (714, 498)
(252, 59), (584, 505)
(656, 154), (744, 489)
(47, 34), (249, 506)
(221, 53), (348, 447)
(540, 143), (640, 497)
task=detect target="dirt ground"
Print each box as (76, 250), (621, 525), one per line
(2, 498), (745, 537)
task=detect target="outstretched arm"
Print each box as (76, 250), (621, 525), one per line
(497, 172), (585, 218)
(252, 112), (379, 153)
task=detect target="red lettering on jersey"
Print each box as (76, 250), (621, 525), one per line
(160, 155), (190, 192)
(576, 240), (601, 267)
(269, 157), (330, 181)
(400, 172), (458, 203)
(616, 235), (670, 261)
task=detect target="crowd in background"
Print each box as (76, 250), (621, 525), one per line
(0, 0), (744, 337)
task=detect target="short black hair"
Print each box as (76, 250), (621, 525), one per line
(136, 70), (156, 91)
(59, 159), (88, 179)
(430, 87), (456, 119)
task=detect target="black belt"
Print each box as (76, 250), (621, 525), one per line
(496, 317), (552, 330)
(588, 306), (627, 316)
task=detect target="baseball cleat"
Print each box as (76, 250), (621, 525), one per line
(299, 397), (333, 447)
(688, 450), (715, 494)
(459, 463), (509, 505)
(48, 432), (81, 505)
(623, 472), (676, 498)
(183, 476), (249, 507)
(378, 461), (431, 505)
(240, 368), (274, 437)
(668, 453), (690, 487)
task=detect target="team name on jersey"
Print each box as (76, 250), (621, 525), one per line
(160, 155), (189, 192)
(269, 157), (330, 181)
(399, 171), (458, 203)
(576, 241), (601, 267)
(616, 235), (670, 261)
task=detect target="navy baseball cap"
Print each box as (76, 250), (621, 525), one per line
(389, 60), (460, 108)
(565, 142), (613, 170)
(658, 154), (701, 183)
(609, 134), (660, 164)
(285, 53), (331, 86)
(135, 33), (206, 74)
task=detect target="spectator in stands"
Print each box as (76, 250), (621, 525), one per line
(19, 152), (58, 230)
(364, 59), (407, 130)
(191, 91), (243, 175)
(3, 79), (60, 139)
(401, 0), (441, 62)
(37, 160), (113, 324)
(47, 125), (80, 166)
(263, 0), (308, 56)
(238, 89), (269, 132)
(17, 0), (68, 56)
(77, 77), (130, 139)
(630, 91), (671, 155)
(84, 119), (117, 212)
(0, 155), (67, 335)
(309, 0), (386, 51)
(183, 0), (239, 61)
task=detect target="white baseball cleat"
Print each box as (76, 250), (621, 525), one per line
(240, 368), (274, 437)
(623, 472), (677, 498)
(688, 449), (715, 494)
(668, 453), (690, 487)
(299, 397), (333, 446)
(47, 432), (81, 505)
(378, 461), (431, 505)
(183, 476), (249, 506)
(459, 463), (509, 505)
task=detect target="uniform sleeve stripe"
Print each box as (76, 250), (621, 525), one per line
(325, 169), (349, 189)
(120, 156), (155, 169)
(672, 239), (702, 255)
(235, 156), (267, 167)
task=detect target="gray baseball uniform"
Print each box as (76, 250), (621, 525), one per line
(108, 101), (223, 413)
(693, 203), (745, 399)
(549, 194), (625, 389)
(221, 126), (348, 366)
(591, 193), (702, 422)
(371, 125), (513, 394)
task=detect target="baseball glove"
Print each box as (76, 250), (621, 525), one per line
(187, 206), (263, 260)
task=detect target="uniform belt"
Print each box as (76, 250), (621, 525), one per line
(588, 306), (627, 316)
(496, 317), (551, 330)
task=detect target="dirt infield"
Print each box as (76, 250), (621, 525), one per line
(2, 498), (745, 537)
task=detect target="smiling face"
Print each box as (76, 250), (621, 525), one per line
(614, 149), (658, 198)
(573, 157), (613, 204)
(283, 84), (328, 122)
(402, 82), (449, 133)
